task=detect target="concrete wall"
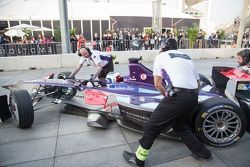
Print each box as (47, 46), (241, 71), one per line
(0, 48), (242, 71)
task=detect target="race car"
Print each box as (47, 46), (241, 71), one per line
(0, 57), (249, 147)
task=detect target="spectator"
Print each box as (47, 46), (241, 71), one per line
(93, 33), (100, 51)
(77, 34), (86, 49)
(70, 34), (77, 53)
(118, 30), (124, 51)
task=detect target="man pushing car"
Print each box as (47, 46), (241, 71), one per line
(68, 47), (115, 84)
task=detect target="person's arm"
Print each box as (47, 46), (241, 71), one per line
(91, 66), (102, 80)
(154, 75), (166, 97)
(68, 63), (83, 79)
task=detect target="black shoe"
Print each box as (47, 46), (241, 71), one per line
(123, 151), (145, 167)
(191, 153), (213, 161)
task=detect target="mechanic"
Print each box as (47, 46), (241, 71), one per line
(123, 38), (212, 167)
(68, 47), (114, 83)
(236, 49), (250, 74)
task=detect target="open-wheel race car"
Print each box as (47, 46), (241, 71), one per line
(0, 57), (250, 147)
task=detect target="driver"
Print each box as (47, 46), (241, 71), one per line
(123, 38), (212, 167)
(236, 49), (250, 74)
(68, 47), (114, 83)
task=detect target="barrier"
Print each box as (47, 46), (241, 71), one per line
(0, 48), (243, 71)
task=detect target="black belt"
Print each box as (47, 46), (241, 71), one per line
(172, 87), (197, 93)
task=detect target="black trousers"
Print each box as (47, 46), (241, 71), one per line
(98, 59), (114, 79)
(139, 91), (211, 157)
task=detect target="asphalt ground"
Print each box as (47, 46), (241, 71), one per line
(0, 57), (250, 167)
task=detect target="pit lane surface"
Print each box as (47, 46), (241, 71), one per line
(0, 58), (250, 167)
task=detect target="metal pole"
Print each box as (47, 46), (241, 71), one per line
(236, 0), (250, 48)
(58, 0), (70, 53)
(152, 0), (162, 34)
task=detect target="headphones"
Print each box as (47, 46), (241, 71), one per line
(160, 38), (177, 52)
(77, 47), (92, 57)
(239, 49), (250, 66)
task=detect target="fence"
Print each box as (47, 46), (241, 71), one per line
(0, 42), (61, 57)
(0, 39), (233, 57)
(79, 39), (229, 52)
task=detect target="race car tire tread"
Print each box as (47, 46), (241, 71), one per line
(12, 89), (34, 128)
(195, 97), (247, 147)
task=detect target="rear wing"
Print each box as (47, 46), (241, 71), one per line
(212, 66), (250, 99)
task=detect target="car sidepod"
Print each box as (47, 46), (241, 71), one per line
(195, 96), (247, 147)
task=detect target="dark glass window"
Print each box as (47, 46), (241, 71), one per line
(21, 20), (31, 25)
(92, 20), (100, 38)
(44, 31), (53, 38)
(101, 20), (109, 35)
(9, 21), (19, 27)
(53, 20), (60, 30)
(73, 20), (81, 35)
(82, 20), (91, 40)
(33, 31), (42, 37)
(42, 20), (52, 29)
(0, 21), (8, 30)
(32, 20), (41, 27)
(69, 20), (72, 30)
(32, 21), (42, 37)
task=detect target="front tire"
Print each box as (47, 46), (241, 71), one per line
(9, 90), (34, 128)
(195, 97), (247, 147)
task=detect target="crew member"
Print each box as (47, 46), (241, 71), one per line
(123, 38), (212, 167)
(236, 49), (250, 74)
(68, 47), (114, 83)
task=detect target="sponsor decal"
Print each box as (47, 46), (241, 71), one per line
(104, 101), (118, 112)
(139, 96), (145, 102)
(223, 105), (234, 110)
(207, 105), (223, 112)
(120, 109), (148, 121)
(201, 112), (208, 118)
(140, 74), (147, 80)
(75, 95), (84, 98)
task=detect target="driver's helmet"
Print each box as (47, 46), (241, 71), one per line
(106, 72), (123, 84)
(237, 49), (250, 66)
(160, 38), (177, 52)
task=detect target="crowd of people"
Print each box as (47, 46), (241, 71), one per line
(1, 28), (249, 53)
(69, 29), (223, 53)
(0, 33), (56, 45)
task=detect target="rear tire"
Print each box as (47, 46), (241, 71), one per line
(9, 90), (34, 128)
(195, 97), (247, 147)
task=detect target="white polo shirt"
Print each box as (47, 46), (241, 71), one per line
(79, 50), (111, 68)
(153, 50), (199, 89)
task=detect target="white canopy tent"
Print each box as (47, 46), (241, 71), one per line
(0, 0), (196, 20)
(6, 24), (52, 31)
(4, 29), (25, 37)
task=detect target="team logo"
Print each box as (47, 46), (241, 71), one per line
(140, 74), (147, 80)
